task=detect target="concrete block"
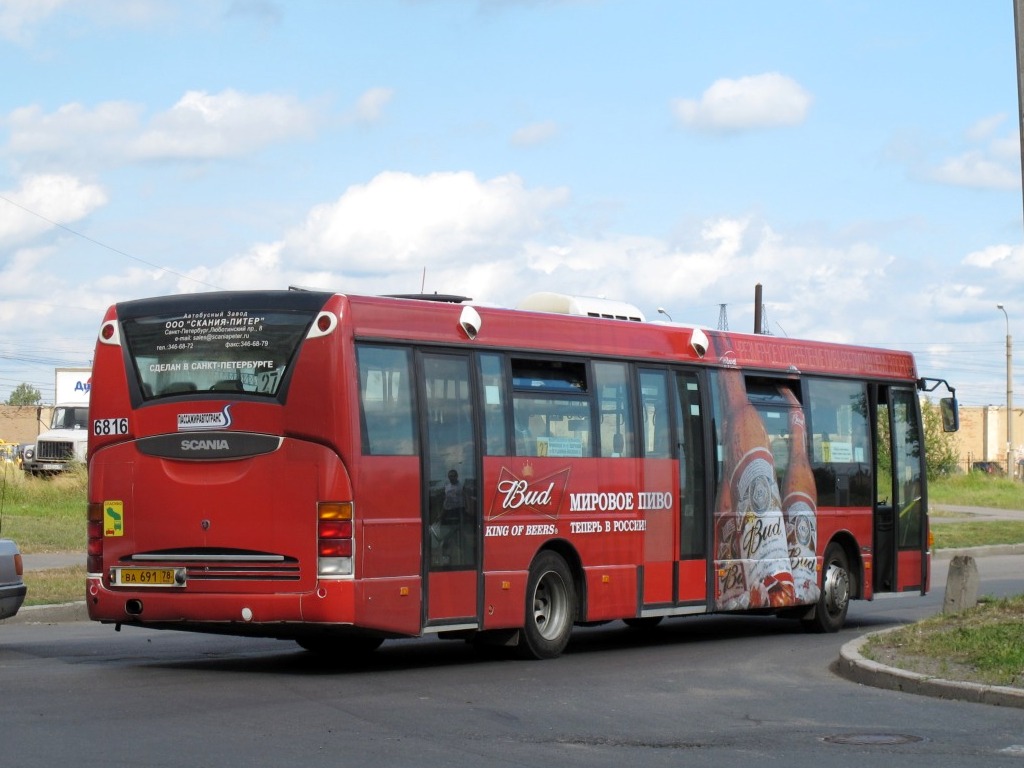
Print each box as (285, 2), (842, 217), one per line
(943, 555), (980, 614)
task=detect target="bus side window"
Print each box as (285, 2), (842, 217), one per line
(595, 361), (635, 457)
(512, 396), (591, 457)
(639, 369), (670, 458)
(356, 344), (416, 456)
(510, 358), (591, 458)
(806, 378), (871, 506)
(478, 353), (509, 456)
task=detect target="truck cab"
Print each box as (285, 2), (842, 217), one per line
(23, 404), (89, 476)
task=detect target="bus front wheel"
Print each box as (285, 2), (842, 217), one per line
(803, 543), (851, 633)
(519, 551), (577, 660)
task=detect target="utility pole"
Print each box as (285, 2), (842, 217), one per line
(1011, 0), (1024, 476)
(998, 304), (1015, 477)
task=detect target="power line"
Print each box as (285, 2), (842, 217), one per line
(0, 193), (222, 290)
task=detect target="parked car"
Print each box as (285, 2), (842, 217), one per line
(0, 539), (27, 620)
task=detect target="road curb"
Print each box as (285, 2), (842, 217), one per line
(936, 543), (1024, 558)
(837, 627), (1024, 709)
(1, 601), (88, 625)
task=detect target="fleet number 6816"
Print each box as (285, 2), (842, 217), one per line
(93, 418), (129, 436)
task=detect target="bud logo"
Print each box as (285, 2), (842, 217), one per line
(487, 465), (571, 521)
(177, 404), (232, 431)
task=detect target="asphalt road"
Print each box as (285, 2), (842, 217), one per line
(2, 552), (1022, 768)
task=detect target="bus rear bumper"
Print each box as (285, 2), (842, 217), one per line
(86, 575), (359, 636)
(85, 575), (425, 639)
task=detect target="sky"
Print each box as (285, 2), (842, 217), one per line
(1, 0), (1022, 410)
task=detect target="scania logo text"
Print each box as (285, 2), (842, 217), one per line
(181, 439), (230, 451)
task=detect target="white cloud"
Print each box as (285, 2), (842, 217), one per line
(511, 120), (560, 147)
(0, 245), (62, 300)
(171, 170), (570, 297)
(349, 87), (394, 124)
(5, 101), (142, 162)
(1, 1), (179, 47)
(129, 89), (317, 160)
(919, 282), (988, 323)
(277, 170), (570, 270)
(2, 89), (318, 168)
(963, 243), (1024, 284)
(0, 0), (68, 43)
(965, 113), (1007, 143)
(672, 72), (812, 133)
(151, 177), (909, 345)
(0, 173), (108, 246)
(929, 151), (1020, 189)
(924, 115), (1021, 190)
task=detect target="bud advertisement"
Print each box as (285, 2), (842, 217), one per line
(713, 345), (820, 612)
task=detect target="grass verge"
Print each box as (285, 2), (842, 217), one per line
(0, 465), (85, 552)
(931, 520), (1024, 550)
(929, 473), (1024, 510)
(23, 566), (85, 607)
(862, 595), (1024, 688)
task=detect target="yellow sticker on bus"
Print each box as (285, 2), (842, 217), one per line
(104, 501), (124, 537)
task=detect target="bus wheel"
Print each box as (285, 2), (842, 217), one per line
(803, 543), (851, 634)
(519, 551), (577, 660)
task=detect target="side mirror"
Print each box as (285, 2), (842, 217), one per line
(939, 397), (959, 433)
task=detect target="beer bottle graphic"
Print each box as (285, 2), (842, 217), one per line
(780, 389), (820, 603)
(714, 478), (748, 609)
(715, 353), (795, 609)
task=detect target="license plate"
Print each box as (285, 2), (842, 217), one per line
(112, 567), (182, 587)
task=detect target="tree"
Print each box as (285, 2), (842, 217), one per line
(6, 383), (42, 406)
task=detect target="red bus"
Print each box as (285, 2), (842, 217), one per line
(86, 289), (958, 659)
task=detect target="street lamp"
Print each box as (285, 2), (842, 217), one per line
(997, 304), (1015, 478)
(657, 307), (673, 322)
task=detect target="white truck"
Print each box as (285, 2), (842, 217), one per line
(22, 367), (91, 476)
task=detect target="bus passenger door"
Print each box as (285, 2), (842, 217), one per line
(672, 370), (707, 605)
(873, 385), (927, 594)
(420, 353), (480, 626)
(638, 368), (707, 609)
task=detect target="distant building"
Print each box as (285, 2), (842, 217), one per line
(0, 405), (54, 445)
(952, 404), (1023, 476)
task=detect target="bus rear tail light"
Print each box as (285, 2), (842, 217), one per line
(318, 501), (354, 576)
(98, 319), (121, 346)
(87, 502), (104, 573)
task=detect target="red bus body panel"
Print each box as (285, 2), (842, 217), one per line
(86, 292), (929, 643)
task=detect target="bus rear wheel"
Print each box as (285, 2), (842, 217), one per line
(802, 543), (851, 633)
(519, 551), (577, 660)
